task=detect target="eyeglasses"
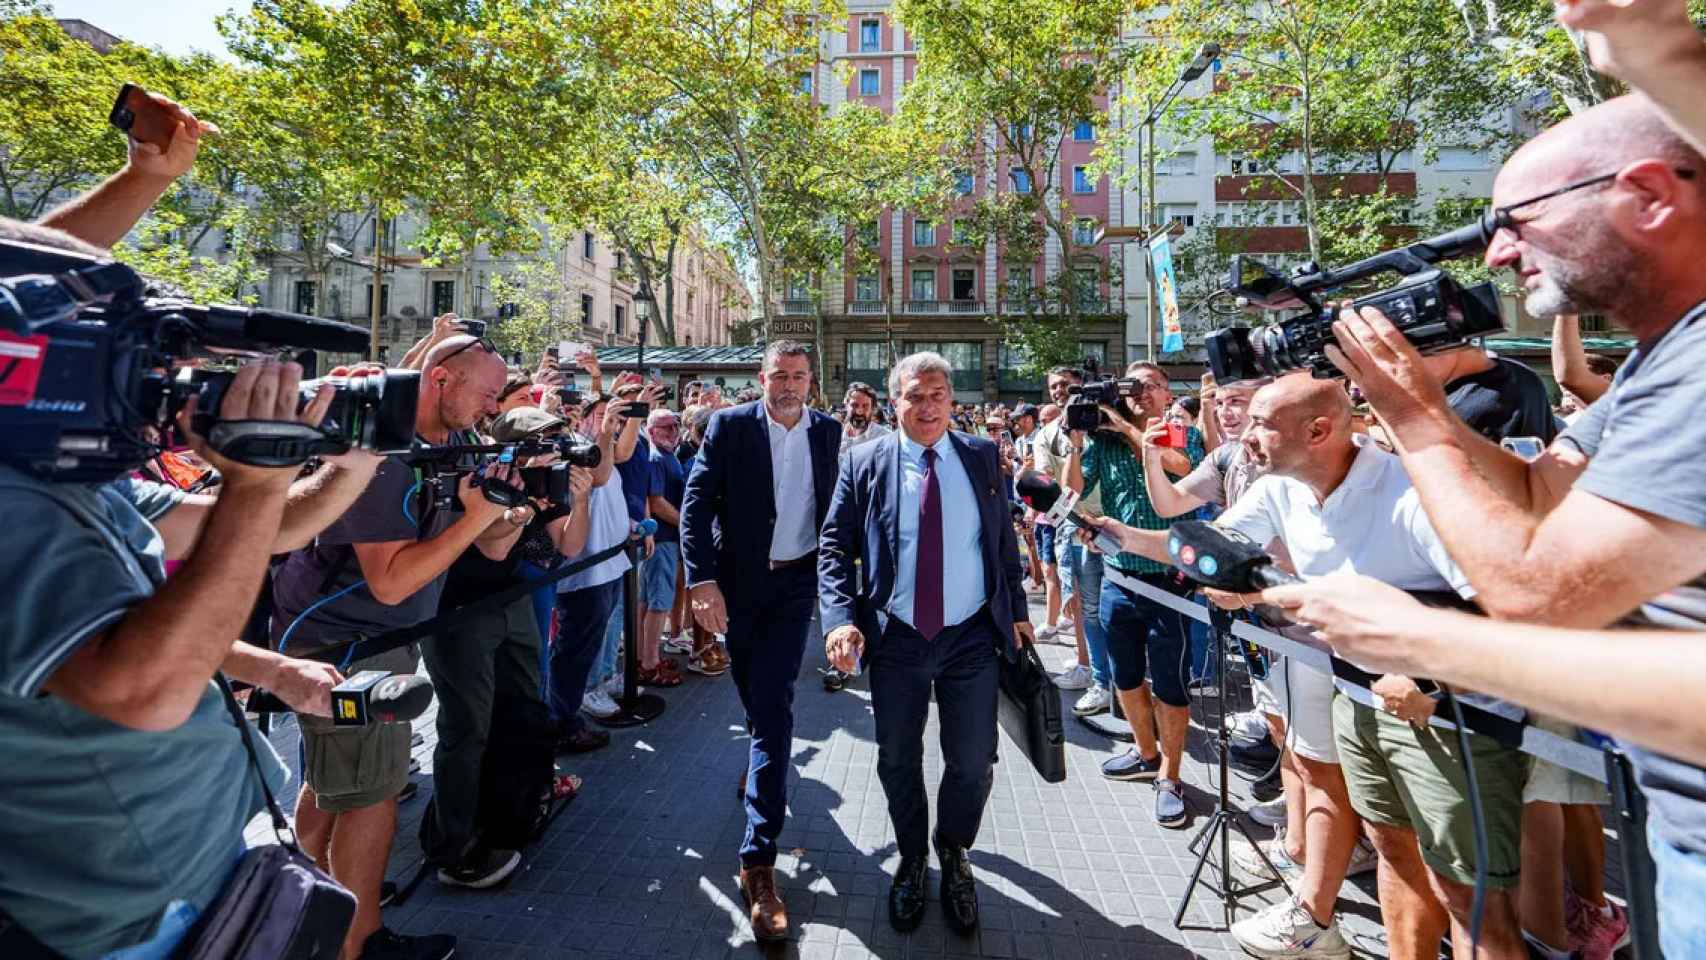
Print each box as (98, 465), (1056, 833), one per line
(438, 336), (497, 367)
(1491, 167), (1696, 234)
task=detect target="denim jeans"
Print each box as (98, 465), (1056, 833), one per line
(517, 559), (556, 701)
(1651, 821), (1706, 956)
(1054, 527), (1111, 689)
(589, 577), (628, 692)
(100, 901), (199, 960)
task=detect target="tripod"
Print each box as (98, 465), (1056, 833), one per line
(1173, 605), (1288, 931)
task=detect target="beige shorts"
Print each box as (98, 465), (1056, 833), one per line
(1524, 714), (1609, 806)
(1253, 655), (1339, 764)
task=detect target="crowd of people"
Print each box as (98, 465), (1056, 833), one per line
(3, 2), (1706, 960)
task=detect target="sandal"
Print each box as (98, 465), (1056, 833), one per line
(552, 773), (583, 800)
(638, 662), (684, 687)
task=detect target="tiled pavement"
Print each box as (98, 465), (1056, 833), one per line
(251, 590), (1618, 959)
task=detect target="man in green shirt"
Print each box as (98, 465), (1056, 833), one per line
(1065, 361), (1205, 828)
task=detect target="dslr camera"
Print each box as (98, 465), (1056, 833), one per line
(1205, 216), (1504, 384)
(0, 238), (418, 482)
(1062, 355), (1140, 433)
(411, 435), (602, 515)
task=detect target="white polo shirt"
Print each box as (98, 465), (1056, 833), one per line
(1216, 436), (1521, 720)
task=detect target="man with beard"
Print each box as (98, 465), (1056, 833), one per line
(842, 381), (892, 450)
(681, 341), (842, 941)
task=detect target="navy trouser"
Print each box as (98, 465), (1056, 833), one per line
(549, 578), (621, 733)
(1099, 573), (1193, 707)
(725, 562), (816, 867)
(868, 608), (1001, 859)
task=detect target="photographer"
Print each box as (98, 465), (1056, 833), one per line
(270, 334), (517, 960)
(1063, 361), (1203, 827)
(0, 357), (380, 960)
(420, 406), (594, 889)
(1325, 93), (1706, 956)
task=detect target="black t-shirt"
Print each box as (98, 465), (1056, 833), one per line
(439, 505), (570, 608)
(1444, 356), (1561, 444)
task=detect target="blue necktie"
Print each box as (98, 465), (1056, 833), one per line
(915, 447), (944, 640)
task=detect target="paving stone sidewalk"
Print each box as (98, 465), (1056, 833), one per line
(254, 587), (1605, 959)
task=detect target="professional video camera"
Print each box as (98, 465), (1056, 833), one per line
(1062, 355), (1141, 433)
(0, 238), (417, 482)
(1205, 216), (1504, 384)
(410, 435), (601, 514)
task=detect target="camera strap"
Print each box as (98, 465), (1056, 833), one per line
(213, 673), (297, 848)
(290, 534), (639, 666)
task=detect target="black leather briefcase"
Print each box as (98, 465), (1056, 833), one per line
(996, 642), (1067, 783)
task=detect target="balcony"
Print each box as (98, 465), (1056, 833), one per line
(780, 299), (816, 315)
(902, 299), (986, 315)
(849, 300), (886, 315)
(998, 298), (1117, 316)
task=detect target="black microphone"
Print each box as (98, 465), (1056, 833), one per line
(190, 303), (373, 354)
(1166, 520), (1300, 593)
(1014, 469), (1124, 556)
(246, 672), (435, 726)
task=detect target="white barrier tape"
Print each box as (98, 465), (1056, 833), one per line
(1100, 565), (1608, 782)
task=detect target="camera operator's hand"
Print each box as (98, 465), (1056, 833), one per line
(455, 470), (513, 521)
(320, 364), (386, 472)
(177, 360), (335, 490)
(1261, 574), (1440, 677)
(1097, 404), (1144, 447)
(127, 93), (218, 183)
(1327, 304), (1454, 436)
(267, 658), (344, 718)
(567, 465), (594, 501)
(1556, 0), (1702, 83)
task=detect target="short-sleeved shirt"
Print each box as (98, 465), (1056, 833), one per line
(1445, 355), (1562, 444)
(1080, 426), (1205, 575)
(557, 447), (633, 593)
(1033, 419), (1101, 519)
(1178, 440), (1262, 510)
(0, 467), (284, 958)
(1214, 439), (1519, 720)
(1558, 299), (1706, 856)
(647, 445), (686, 543)
(616, 434), (653, 522)
(270, 453), (460, 650)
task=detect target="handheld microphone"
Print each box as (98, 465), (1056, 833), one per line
(635, 518), (658, 538)
(1014, 469), (1124, 556)
(246, 671), (435, 726)
(1166, 520), (1300, 593)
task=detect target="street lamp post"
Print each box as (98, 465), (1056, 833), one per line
(1137, 43), (1219, 361)
(633, 282), (655, 377)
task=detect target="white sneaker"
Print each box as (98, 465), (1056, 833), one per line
(1036, 623), (1060, 640)
(1231, 897), (1350, 959)
(1346, 836), (1378, 877)
(581, 688), (621, 719)
(1249, 795), (1288, 829)
(1073, 684), (1111, 716)
(1228, 709), (1271, 741)
(1053, 663), (1093, 690)
(662, 635), (694, 655)
(1232, 829), (1305, 883)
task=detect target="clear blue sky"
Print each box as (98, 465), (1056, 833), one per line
(52, 0), (247, 57)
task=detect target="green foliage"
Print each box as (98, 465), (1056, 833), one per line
(487, 250), (590, 359)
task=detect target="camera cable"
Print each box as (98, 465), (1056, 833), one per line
(1443, 687), (1488, 955)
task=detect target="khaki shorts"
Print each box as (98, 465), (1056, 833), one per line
(299, 646), (418, 813)
(1524, 714), (1610, 806)
(1333, 691), (1529, 890)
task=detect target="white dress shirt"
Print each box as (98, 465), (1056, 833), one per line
(889, 431), (987, 632)
(842, 421), (892, 450)
(766, 408), (818, 562)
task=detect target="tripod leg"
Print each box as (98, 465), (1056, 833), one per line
(1174, 812), (1226, 929)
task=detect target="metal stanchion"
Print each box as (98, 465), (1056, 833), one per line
(596, 536), (665, 727)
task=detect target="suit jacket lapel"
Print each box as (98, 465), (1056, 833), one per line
(950, 432), (999, 595)
(883, 432), (901, 564)
(751, 402), (776, 522)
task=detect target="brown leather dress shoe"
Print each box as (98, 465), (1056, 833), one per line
(738, 865), (788, 941)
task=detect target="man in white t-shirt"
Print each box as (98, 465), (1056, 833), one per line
(1090, 374), (1528, 960)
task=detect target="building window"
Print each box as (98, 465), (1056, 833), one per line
(1073, 218), (1097, 245)
(580, 293), (595, 326)
(846, 341), (889, 377)
(859, 69), (879, 96)
(1006, 266), (1032, 300)
(1012, 122), (1032, 146)
(951, 218), (973, 245)
(1073, 120), (1094, 141)
(1162, 203), (1199, 227)
(581, 231), (595, 259)
(857, 220), (879, 248)
(954, 170), (974, 195)
(1079, 341), (1108, 367)
(293, 280), (317, 315)
(951, 268), (977, 301)
(855, 274), (879, 301)
(786, 276), (810, 300)
(613, 302), (626, 335)
(1009, 168), (1032, 194)
(860, 19), (880, 51)
(431, 280), (456, 316)
(614, 251), (625, 274)
(910, 268), (936, 301)
(912, 218), (934, 246)
(1161, 151), (1198, 177)
(905, 341), (981, 380)
(1435, 146), (1490, 172)
(1072, 166), (1094, 193)
(798, 72), (813, 95)
(1074, 268), (1099, 306)
(365, 283), (389, 317)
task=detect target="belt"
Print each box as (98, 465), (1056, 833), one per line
(769, 550), (818, 572)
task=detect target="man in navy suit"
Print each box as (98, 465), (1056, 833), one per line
(818, 351), (1035, 936)
(680, 340), (842, 942)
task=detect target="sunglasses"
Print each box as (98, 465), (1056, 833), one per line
(1490, 167), (1696, 235)
(439, 336), (498, 366)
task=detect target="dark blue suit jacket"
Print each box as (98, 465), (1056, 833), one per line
(680, 401), (842, 615)
(817, 429), (1029, 660)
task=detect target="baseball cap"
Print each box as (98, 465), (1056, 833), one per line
(490, 406), (565, 442)
(1012, 402), (1040, 420)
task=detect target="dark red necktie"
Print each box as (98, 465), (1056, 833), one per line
(915, 447), (944, 640)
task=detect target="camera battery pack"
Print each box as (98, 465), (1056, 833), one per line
(331, 670), (391, 727)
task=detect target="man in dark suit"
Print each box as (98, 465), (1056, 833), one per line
(818, 351), (1035, 936)
(680, 340), (842, 942)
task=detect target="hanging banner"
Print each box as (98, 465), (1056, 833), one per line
(1149, 233), (1185, 354)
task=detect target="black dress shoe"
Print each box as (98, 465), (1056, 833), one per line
(888, 854), (928, 932)
(934, 834), (979, 935)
